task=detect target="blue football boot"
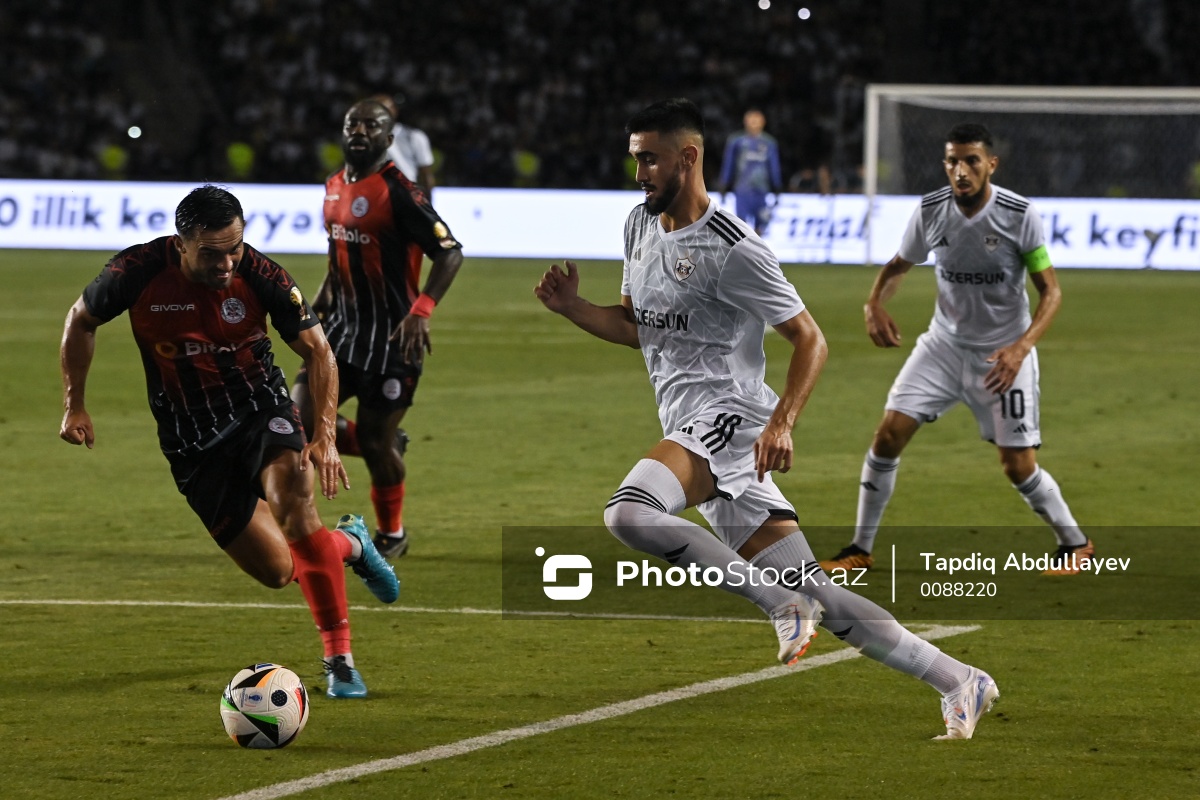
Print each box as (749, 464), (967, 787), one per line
(337, 513), (400, 604)
(324, 655), (368, 699)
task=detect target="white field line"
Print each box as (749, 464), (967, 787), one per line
(0, 598), (774, 624)
(2, 599), (978, 634)
(4, 599), (981, 798)
(209, 624), (981, 800)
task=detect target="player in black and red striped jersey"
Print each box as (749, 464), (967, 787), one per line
(60, 185), (399, 698)
(292, 98), (464, 559)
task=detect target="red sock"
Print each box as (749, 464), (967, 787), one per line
(336, 418), (361, 457)
(371, 482), (405, 534)
(289, 527), (353, 657)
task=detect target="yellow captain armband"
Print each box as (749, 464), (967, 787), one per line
(1022, 245), (1052, 273)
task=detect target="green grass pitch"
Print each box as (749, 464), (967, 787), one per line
(1, 248), (1197, 799)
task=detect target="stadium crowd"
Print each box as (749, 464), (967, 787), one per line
(4, 0), (1197, 189)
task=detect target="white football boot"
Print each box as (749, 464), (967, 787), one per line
(770, 593), (824, 665)
(934, 667), (1000, 740)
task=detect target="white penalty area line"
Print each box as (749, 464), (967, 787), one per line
(214, 624), (981, 800)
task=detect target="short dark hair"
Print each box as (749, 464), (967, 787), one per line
(625, 98), (705, 141)
(175, 185), (244, 238)
(947, 123), (994, 151)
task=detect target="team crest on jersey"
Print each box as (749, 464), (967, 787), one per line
(221, 297), (247, 324)
(382, 378), (403, 400)
(983, 235), (1000, 252)
(674, 256), (697, 282)
(351, 196), (370, 217)
(267, 417), (295, 435)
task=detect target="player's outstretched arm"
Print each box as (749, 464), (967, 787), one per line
(60, 296), (103, 448)
(534, 260), (639, 348)
(393, 247), (464, 366)
(287, 326), (350, 499)
(753, 309), (828, 481)
(864, 254), (914, 348)
(984, 265), (1062, 394)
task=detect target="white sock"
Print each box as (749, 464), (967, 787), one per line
(324, 653), (354, 668)
(383, 527), (406, 539)
(852, 449), (900, 553)
(751, 533), (969, 692)
(604, 459), (795, 613)
(338, 529), (363, 562)
(920, 651), (974, 695)
(1014, 467), (1086, 547)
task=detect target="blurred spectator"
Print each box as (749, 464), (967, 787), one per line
(3, 0), (1194, 189)
(788, 166), (833, 195)
(226, 142), (256, 181)
(370, 93), (437, 195)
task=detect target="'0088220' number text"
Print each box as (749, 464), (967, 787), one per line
(920, 582), (997, 598)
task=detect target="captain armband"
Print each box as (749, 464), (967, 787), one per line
(1021, 245), (1052, 274)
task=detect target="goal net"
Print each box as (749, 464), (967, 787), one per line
(865, 85), (1200, 200)
(862, 84), (1200, 264)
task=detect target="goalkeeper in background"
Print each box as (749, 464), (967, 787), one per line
(820, 123), (1093, 576)
(717, 108), (782, 236)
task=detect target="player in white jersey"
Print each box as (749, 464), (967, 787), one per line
(371, 94), (436, 196)
(820, 123), (1093, 577)
(536, 100), (998, 740)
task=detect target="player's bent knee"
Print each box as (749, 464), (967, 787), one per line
(258, 568), (294, 590)
(999, 447), (1037, 484)
(1003, 461), (1036, 483)
(603, 459), (688, 551)
(357, 434), (390, 460)
(873, 419), (915, 457)
(603, 499), (663, 552)
(269, 499), (322, 543)
(229, 540), (294, 589)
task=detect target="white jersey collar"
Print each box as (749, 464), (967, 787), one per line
(952, 183), (1000, 224)
(657, 197), (717, 241)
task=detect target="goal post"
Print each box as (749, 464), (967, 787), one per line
(863, 84), (1200, 263)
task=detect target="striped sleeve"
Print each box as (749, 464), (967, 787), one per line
(715, 226), (805, 326)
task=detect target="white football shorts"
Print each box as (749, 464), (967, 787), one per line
(885, 330), (1041, 448)
(665, 402), (798, 551)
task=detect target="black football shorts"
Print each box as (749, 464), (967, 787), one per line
(166, 402), (306, 548)
(294, 360), (421, 414)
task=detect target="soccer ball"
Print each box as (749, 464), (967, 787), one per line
(220, 663), (310, 749)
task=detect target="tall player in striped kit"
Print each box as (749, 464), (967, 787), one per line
(820, 123), (1093, 576)
(536, 99), (998, 739)
(292, 98), (464, 559)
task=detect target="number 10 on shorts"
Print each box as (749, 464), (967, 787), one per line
(998, 388), (1025, 419)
